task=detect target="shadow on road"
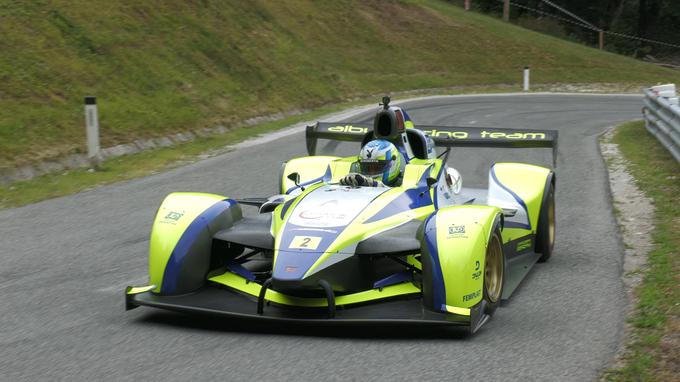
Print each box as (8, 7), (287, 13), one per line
(133, 312), (471, 340)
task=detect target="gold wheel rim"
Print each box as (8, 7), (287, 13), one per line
(548, 190), (555, 248)
(485, 234), (503, 303)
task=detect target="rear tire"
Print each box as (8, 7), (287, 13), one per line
(535, 179), (556, 262)
(483, 226), (505, 316)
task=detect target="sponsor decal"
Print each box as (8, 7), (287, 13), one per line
(421, 129), (546, 140)
(298, 200), (348, 222)
(285, 266), (298, 273)
(480, 131), (546, 140)
(165, 211), (183, 221)
(449, 225), (465, 234)
(298, 209), (348, 221)
(291, 228), (338, 234)
(471, 260), (481, 280)
(289, 236), (322, 250)
(288, 185), (386, 228)
(448, 224), (467, 238)
(463, 289), (481, 302)
(160, 210), (185, 225)
(328, 125), (368, 134)
(326, 125), (547, 141)
(422, 129), (469, 139)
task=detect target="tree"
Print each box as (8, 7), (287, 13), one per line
(466, 0), (680, 62)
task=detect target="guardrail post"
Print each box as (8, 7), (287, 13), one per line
(84, 96), (101, 169)
(523, 67), (530, 91)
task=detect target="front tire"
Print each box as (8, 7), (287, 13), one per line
(483, 226), (505, 316)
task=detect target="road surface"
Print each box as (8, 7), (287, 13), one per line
(0, 94), (642, 381)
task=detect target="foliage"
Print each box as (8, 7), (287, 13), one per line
(464, 0), (680, 60)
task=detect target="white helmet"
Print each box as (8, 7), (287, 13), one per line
(359, 140), (404, 184)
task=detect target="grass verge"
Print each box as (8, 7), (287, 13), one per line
(0, 101), (347, 209)
(603, 121), (680, 381)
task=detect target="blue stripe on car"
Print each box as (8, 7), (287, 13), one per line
(161, 199), (237, 294)
(272, 224), (341, 280)
(364, 168), (433, 223)
(274, 185), (386, 280)
(423, 213), (447, 311)
(363, 187), (432, 223)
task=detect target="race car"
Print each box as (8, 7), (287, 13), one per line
(125, 97), (557, 334)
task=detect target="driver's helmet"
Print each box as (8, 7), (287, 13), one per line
(359, 139), (403, 185)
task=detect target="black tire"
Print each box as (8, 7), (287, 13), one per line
(535, 178), (556, 262)
(483, 226), (505, 316)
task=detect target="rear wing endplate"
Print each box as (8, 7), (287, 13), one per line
(306, 122), (558, 166)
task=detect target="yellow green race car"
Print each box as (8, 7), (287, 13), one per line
(125, 98), (557, 334)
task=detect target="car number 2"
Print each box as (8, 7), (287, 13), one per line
(289, 236), (321, 250)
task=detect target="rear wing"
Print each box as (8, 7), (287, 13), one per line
(306, 122), (558, 166)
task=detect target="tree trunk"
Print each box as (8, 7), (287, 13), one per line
(639, 0), (648, 37)
(605, 0), (627, 30)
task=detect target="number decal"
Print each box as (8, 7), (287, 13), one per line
(289, 236), (321, 250)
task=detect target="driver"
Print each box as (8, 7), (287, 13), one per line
(340, 139), (405, 187)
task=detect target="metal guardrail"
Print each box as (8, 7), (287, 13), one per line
(643, 84), (680, 163)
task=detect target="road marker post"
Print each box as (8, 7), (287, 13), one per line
(84, 96), (101, 169)
(523, 67), (530, 91)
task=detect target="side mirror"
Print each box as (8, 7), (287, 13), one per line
(287, 172), (303, 191)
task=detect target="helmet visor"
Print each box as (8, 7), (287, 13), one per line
(360, 159), (390, 177)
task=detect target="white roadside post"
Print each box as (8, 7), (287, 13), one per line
(523, 66), (530, 91)
(84, 96), (101, 168)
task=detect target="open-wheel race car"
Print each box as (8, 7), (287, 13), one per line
(125, 97), (557, 334)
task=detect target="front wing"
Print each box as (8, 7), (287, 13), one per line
(126, 281), (487, 331)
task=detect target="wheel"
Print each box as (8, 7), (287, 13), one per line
(483, 227), (505, 316)
(535, 180), (556, 262)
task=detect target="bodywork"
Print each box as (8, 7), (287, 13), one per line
(126, 107), (557, 333)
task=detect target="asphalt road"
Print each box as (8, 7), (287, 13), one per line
(1, 94), (643, 381)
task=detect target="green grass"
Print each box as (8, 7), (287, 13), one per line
(603, 121), (680, 382)
(0, 101), (350, 208)
(1, 0), (679, 171)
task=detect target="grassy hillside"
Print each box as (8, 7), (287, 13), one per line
(1, 0), (678, 168)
